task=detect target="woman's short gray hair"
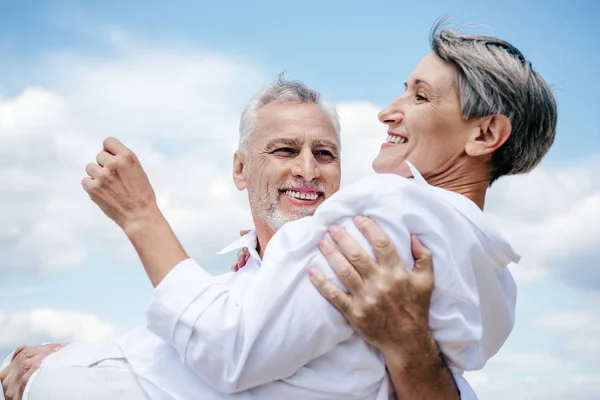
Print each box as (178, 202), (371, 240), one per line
(239, 74), (341, 152)
(430, 19), (558, 183)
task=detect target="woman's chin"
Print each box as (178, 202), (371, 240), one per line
(371, 156), (411, 177)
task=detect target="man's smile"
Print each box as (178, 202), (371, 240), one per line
(279, 187), (324, 206)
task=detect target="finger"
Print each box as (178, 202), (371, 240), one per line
(232, 248), (249, 272)
(410, 234), (433, 275)
(38, 343), (65, 353)
(232, 249), (245, 272)
(85, 162), (103, 179)
(12, 347), (30, 364)
(239, 230), (251, 237)
(318, 239), (364, 294)
(238, 251), (250, 271)
(327, 224), (376, 278)
(96, 151), (114, 167)
(81, 177), (95, 192)
(11, 345), (27, 361)
(353, 215), (403, 271)
(20, 355), (44, 386)
(308, 268), (352, 314)
(103, 137), (128, 155)
(21, 366), (37, 386)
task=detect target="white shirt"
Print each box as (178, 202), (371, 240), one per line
(118, 162), (519, 400)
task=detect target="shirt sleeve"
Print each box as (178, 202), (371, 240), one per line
(146, 174), (509, 394)
(146, 253), (357, 394)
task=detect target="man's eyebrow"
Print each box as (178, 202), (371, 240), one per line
(265, 137), (301, 148)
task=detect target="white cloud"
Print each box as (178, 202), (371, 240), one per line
(336, 101), (383, 185)
(0, 308), (119, 354)
(464, 350), (600, 400)
(484, 158), (600, 290)
(537, 311), (600, 366)
(0, 34), (266, 274)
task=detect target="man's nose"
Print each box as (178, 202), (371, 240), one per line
(378, 97), (405, 125)
(291, 151), (321, 181)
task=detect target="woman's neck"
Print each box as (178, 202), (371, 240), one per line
(425, 160), (491, 210)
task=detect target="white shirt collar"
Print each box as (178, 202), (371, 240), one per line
(216, 229), (262, 262)
(405, 160), (521, 265)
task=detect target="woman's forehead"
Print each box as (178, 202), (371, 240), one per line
(408, 52), (458, 92)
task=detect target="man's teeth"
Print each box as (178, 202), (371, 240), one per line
(283, 190), (319, 201)
(386, 135), (408, 144)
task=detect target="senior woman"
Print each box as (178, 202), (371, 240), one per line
(2, 20), (556, 400)
(227, 21), (557, 399)
(305, 21), (557, 399)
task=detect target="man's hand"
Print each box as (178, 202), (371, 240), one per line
(308, 216), (433, 351)
(0, 344), (66, 400)
(81, 137), (160, 233)
(308, 216), (459, 400)
(81, 137), (187, 287)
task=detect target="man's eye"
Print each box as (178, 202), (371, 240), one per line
(314, 150), (336, 161)
(273, 147), (295, 155)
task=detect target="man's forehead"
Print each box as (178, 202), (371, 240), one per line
(252, 102), (339, 148)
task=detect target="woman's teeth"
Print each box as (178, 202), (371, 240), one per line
(386, 135), (408, 144)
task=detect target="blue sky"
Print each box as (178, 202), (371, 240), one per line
(1, 1), (599, 399)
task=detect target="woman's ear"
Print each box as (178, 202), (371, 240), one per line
(233, 150), (248, 190)
(465, 114), (512, 157)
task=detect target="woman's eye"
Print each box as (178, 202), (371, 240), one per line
(415, 92), (428, 101)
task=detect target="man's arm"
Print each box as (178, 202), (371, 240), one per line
(382, 337), (460, 400)
(309, 218), (464, 400)
(82, 139), (359, 394)
(311, 225), (462, 399)
(81, 137), (188, 287)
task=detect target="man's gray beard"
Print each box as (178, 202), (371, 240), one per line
(248, 182), (329, 232)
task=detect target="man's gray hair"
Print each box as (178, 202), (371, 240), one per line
(238, 74), (341, 152)
(430, 19), (558, 183)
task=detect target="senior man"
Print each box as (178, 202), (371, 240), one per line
(1, 79), (468, 399)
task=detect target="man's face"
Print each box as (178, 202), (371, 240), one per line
(235, 100), (341, 232)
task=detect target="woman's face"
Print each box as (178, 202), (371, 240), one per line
(372, 52), (480, 179)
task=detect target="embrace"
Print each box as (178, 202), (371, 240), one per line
(1, 21), (556, 400)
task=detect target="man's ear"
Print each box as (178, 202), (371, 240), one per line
(233, 150), (248, 191)
(465, 114), (512, 157)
